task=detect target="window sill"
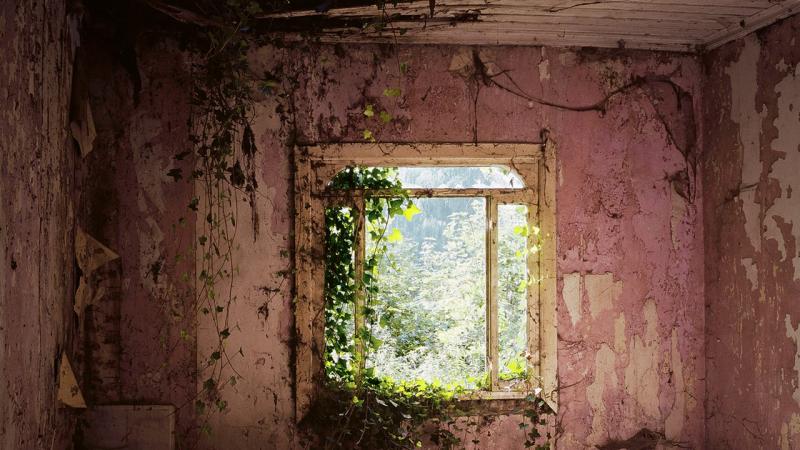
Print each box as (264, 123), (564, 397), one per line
(457, 390), (530, 401)
(451, 390), (542, 416)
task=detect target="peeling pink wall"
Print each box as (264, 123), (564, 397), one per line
(79, 35), (707, 450)
(0, 1), (79, 448)
(203, 44), (706, 449)
(13, 5), (800, 449)
(79, 34), (198, 444)
(703, 15), (800, 449)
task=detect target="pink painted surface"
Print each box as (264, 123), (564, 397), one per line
(199, 44), (706, 449)
(79, 35), (198, 444)
(10, 4), (800, 449)
(82, 27), (709, 450)
(0, 1), (79, 448)
(703, 15), (800, 449)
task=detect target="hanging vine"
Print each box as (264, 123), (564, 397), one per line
(304, 164), (554, 449)
(161, 0), (270, 434)
(149, 0), (557, 445)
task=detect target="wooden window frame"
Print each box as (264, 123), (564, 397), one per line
(294, 143), (557, 420)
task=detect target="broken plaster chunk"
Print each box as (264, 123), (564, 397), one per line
(75, 228), (119, 275)
(58, 352), (87, 408)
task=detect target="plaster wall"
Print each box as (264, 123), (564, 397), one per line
(9, 7), (800, 448)
(0, 1), (80, 448)
(77, 27), (706, 450)
(703, 14), (800, 449)
(196, 44), (707, 449)
(78, 34), (198, 444)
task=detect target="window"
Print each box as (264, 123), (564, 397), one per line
(294, 143), (557, 418)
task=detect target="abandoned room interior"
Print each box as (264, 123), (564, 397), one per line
(4, 0), (800, 449)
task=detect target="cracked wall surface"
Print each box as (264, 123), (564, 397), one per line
(75, 23), (707, 450)
(13, 6), (800, 449)
(77, 32), (199, 445)
(192, 43), (706, 449)
(0, 1), (80, 449)
(703, 14), (800, 450)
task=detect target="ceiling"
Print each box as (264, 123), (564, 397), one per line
(262, 0), (800, 52)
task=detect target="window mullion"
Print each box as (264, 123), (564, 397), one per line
(353, 194), (367, 384)
(486, 196), (499, 391)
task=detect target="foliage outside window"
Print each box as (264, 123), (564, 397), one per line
(307, 166), (552, 449)
(325, 166), (535, 389)
(295, 142), (557, 448)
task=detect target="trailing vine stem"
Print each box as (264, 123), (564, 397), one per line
(150, 1), (559, 445)
(309, 166), (554, 449)
(468, 49), (698, 201)
(159, 0), (271, 436)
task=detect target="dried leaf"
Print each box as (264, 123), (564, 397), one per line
(58, 353), (86, 408)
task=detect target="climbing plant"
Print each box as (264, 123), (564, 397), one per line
(161, 0), (272, 435)
(307, 165), (554, 449)
(150, 0), (560, 445)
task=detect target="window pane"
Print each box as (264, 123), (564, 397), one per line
(366, 197), (486, 388)
(498, 204), (529, 386)
(396, 167), (524, 189)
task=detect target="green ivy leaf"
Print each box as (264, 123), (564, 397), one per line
(363, 104), (375, 117)
(386, 228), (403, 243)
(369, 334), (383, 349)
(402, 203), (422, 221)
(379, 111), (392, 123)
(383, 88), (401, 97)
(363, 129), (375, 142)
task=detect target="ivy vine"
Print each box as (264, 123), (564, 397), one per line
(307, 166), (554, 449)
(164, 0), (269, 435)
(153, 0), (556, 445)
